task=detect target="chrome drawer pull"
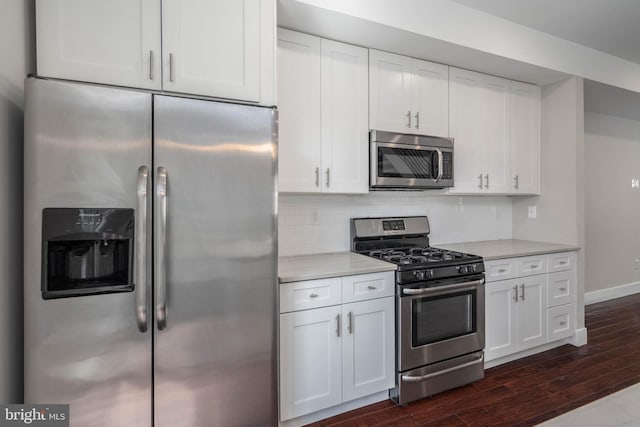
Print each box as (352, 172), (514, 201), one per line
(367, 285), (377, 290)
(559, 287), (567, 291)
(513, 285), (518, 302)
(520, 283), (525, 301)
(560, 321), (567, 326)
(498, 268), (507, 273)
(531, 264), (539, 269)
(309, 293), (319, 298)
(559, 261), (567, 265)
(336, 314), (341, 337)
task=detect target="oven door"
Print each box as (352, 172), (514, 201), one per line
(398, 276), (485, 372)
(370, 141), (453, 189)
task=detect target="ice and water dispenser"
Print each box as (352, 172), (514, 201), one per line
(42, 208), (134, 299)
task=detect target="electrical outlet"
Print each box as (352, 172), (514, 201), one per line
(527, 206), (537, 219)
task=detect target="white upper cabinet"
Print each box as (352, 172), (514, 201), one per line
(36, 0), (162, 90)
(320, 39), (369, 194)
(369, 50), (448, 137)
(510, 82), (541, 194)
(449, 67), (540, 195)
(277, 29), (368, 194)
(449, 67), (510, 194)
(277, 30), (321, 193)
(36, 0), (275, 105)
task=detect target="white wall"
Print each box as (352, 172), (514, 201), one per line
(0, 0), (32, 403)
(279, 193), (512, 256)
(512, 76), (585, 330)
(584, 112), (640, 293)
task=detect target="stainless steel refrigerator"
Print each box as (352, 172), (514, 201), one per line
(23, 78), (278, 426)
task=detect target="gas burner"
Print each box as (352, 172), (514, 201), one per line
(370, 250), (405, 260)
(387, 255), (428, 265)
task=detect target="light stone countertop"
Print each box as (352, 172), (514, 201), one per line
(437, 239), (580, 261)
(278, 252), (397, 283)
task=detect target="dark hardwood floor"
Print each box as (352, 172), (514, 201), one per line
(308, 293), (640, 426)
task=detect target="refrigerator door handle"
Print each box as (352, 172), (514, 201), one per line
(135, 165), (150, 333)
(156, 166), (168, 330)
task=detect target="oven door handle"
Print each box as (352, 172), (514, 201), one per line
(401, 353), (484, 383)
(402, 278), (485, 296)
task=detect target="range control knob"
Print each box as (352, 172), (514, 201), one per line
(413, 270), (426, 281)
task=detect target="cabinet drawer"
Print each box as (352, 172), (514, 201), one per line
(280, 278), (342, 313)
(547, 303), (575, 342)
(517, 255), (547, 277)
(548, 252), (577, 273)
(484, 259), (517, 282)
(547, 271), (576, 308)
(342, 272), (394, 303)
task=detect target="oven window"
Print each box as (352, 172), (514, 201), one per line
(378, 147), (436, 179)
(412, 290), (476, 346)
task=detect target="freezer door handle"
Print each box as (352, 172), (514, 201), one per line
(156, 166), (168, 331)
(135, 166), (150, 333)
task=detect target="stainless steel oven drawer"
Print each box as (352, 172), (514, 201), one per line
(392, 351), (484, 406)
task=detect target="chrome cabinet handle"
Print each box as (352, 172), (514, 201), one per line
(169, 52), (175, 82)
(336, 314), (341, 337)
(315, 167), (320, 187)
(149, 51), (154, 80)
(309, 293), (319, 298)
(415, 111), (420, 129)
(367, 285), (377, 290)
(484, 174), (489, 189)
(348, 311), (353, 334)
(135, 166), (150, 333)
(326, 168), (330, 188)
(520, 283), (525, 301)
(434, 148), (443, 182)
(402, 353), (484, 383)
(478, 174), (483, 189)
(156, 167), (168, 331)
(406, 110), (411, 128)
(514, 175), (519, 189)
(513, 285), (518, 302)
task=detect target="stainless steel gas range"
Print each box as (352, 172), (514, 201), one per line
(351, 216), (486, 405)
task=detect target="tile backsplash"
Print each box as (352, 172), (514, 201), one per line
(278, 192), (513, 256)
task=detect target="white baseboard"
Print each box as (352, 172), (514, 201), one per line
(585, 281), (640, 305)
(279, 391), (389, 427)
(567, 327), (588, 347)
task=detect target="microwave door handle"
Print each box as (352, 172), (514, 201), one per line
(434, 148), (444, 182)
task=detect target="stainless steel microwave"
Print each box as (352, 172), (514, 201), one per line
(370, 130), (454, 190)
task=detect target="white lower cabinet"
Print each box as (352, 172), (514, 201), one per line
(279, 272), (395, 422)
(485, 251), (577, 362)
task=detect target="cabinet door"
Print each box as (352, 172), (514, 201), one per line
(321, 40), (369, 193)
(510, 82), (541, 194)
(369, 50), (413, 133)
(516, 275), (548, 351)
(485, 279), (518, 361)
(482, 74), (511, 193)
(36, 0), (161, 90)
(449, 67), (487, 193)
(277, 29), (322, 193)
(342, 297), (395, 402)
(280, 306), (342, 421)
(412, 60), (449, 137)
(162, 0), (273, 103)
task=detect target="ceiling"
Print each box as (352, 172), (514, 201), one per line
(450, 0), (640, 64)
